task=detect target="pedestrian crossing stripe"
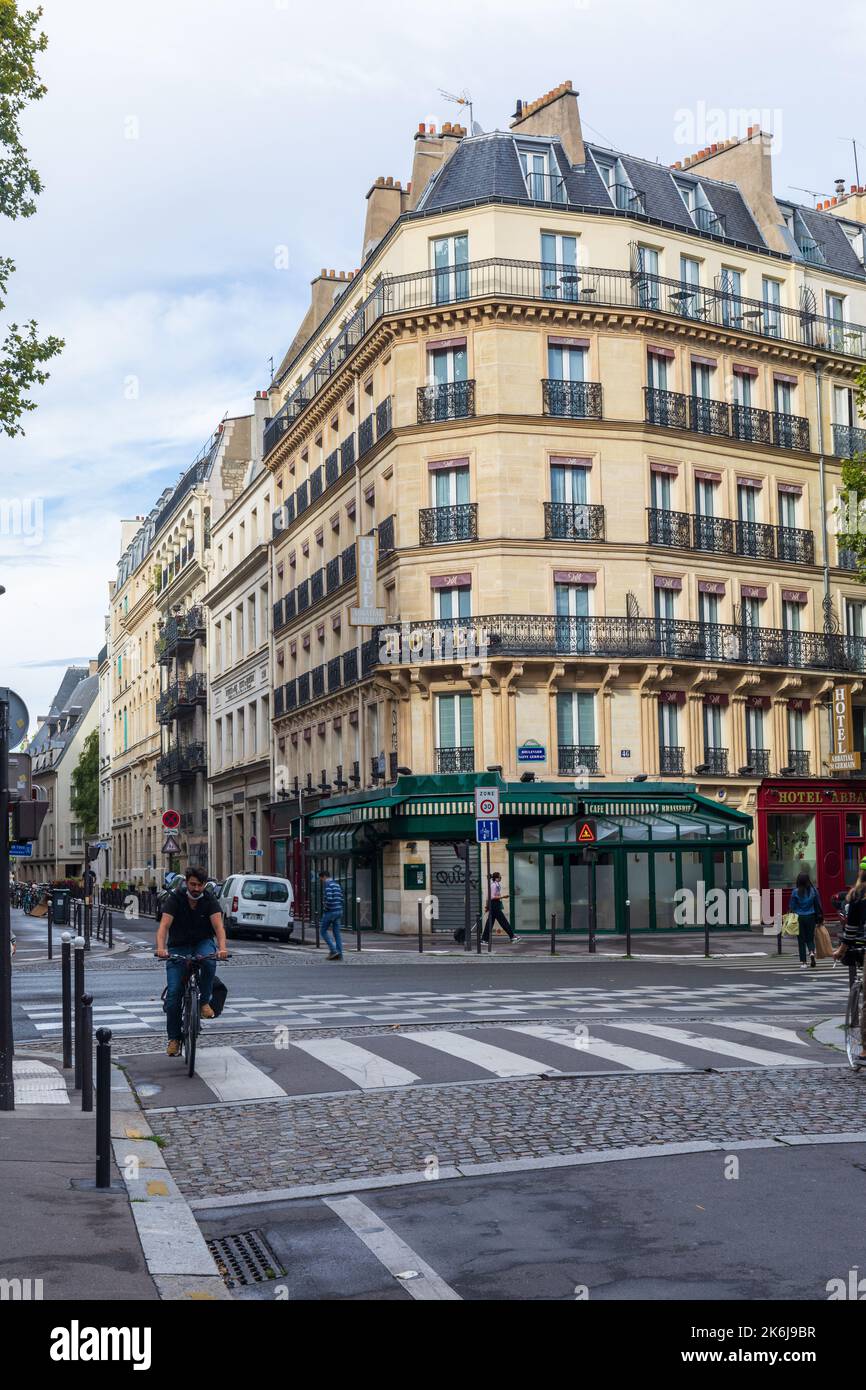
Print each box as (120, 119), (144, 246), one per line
(123, 1019), (836, 1110)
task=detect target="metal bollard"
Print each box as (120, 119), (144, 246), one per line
(300, 915), (306, 944)
(47, 901), (53, 961)
(356, 897), (362, 952)
(61, 932), (73, 1070)
(95, 1029), (113, 1189)
(107, 911), (113, 950)
(73, 936), (85, 1090)
(625, 899), (632, 958)
(704, 909), (711, 960)
(550, 911), (557, 955)
(80, 994), (93, 1112)
(417, 898), (423, 954)
(777, 930), (783, 956)
(476, 908), (482, 954)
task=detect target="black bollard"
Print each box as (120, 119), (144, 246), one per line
(356, 897), (362, 953)
(314, 916), (321, 950)
(95, 1029), (113, 1189)
(550, 910), (557, 956)
(107, 911), (113, 950)
(476, 907), (482, 954)
(47, 900), (53, 961)
(625, 898), (632, 959)
(73, 936), (85, 1090)
(417, 898), (423, 954)
(60, 932), (73, 1070)
(80, 994), (93, 1112)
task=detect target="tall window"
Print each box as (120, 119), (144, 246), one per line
(703, 702), (724, 751)
(541, 232), (578, 300)
(428, 343), (468, 386)
(846, 600), (866, 638)
(551, 461), (587, 505)
(690, 361), (713, 400)
(732, 370), (753, 408)
(654, 585), (677, 621)
(432, 234), (468, 305)
(827, 292), (845, 350)
(547, 343), (586, 383)
(431, 464), (470, 509)
(435, 584), (471, 619)
(658, 701), (679, 751)
(695, 477), (716, 517)
(746, 704), (765, 753)
(778, 489), (798, 530)
(774, 378), (794, 416)
(737, 483), (758, 524)
(436, 693), (474, 766)
(647, 351), (669, 391)
(556, 692), (596, 750)
(679, 255), (701, 318)
(651, 470), (672, 510)
(720, 268), (743, 326)
(762, 277), (782, 337)
(555, 582), (590, 653)
(788, 707), (805, 751)
(635, 245), (660, 309)
(519, 146), (561, 201)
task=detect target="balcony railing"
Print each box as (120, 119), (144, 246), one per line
(373, 614), (866, 675)
(693, 207), (726, 236)
(263, 257), (866, 459)
(420, 503), (478, 545)
(558, 744), (600, 774)
(376, 395), (393, 441)
(647, 509), (815, 564)
(378, 513), (396, 556)
(542, 379), (604, 419)
(797, 239), (825, 266)
(358, 414), (374, 457)
(784, 750), (811, 775)
(611, 183), (646, 214)
(156, 675), (206, 724)
(156, 742), (207, 784)
(436, 746), (475, 773)
(659, 745), (685, 775)
(646, 389), (810, 451)
(523, 171), (566, 203)
(325, 449), (339, 486)
(310, 465), (323, 502)
(745, 748), (770, 777)
(341, 434), (356, 473)
(700, 747), (729, 776)
(833, 423), (866, 458)
(417, 380), (476, 424)
(838, 548), (859, 571)
(545, 501), (606, 542)
(272, 506), (286, 539)
(326, 556), (341, 593)
(157, 607), (205, 663)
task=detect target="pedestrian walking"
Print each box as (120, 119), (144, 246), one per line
(789, 870), (823, 970)
(481, 871), (518, 944)
(318, 869), (344, 961)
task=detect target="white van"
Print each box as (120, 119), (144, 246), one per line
(220, 874), (295, 941)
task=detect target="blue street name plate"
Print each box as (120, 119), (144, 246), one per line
(10, 842), (32, 857)
(476, 819), (500, 842)
(517, 744), (546, 762)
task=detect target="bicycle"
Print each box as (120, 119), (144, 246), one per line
(161, 952), (230, 1078)
(842, 942), (866, 1071)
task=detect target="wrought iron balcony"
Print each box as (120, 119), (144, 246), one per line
(833, 423), (866, 458)
(326, 556), (341, 593)
(688, 395), (730, 437)
(558, 744), (600, 775)
(376, 396), (393, 440)
(659, 745), (685, 775)
(373, 614), (866, 675)
(341, 543), (356, 584)
(325, 449), (339, 486)
(772, 412), (810, 452)
(272, 506), (286, 539)
(358, 414), (374, 457)
(310, 465), (323, 501)
(420, 503), (478, 545)
(296, 480), (309, 515)
(744, 748), (770, 777)
(157, 607), (205, 663)
(312, 664), (325, 699)
(156, 742), (207, 784)
(274, 685), (284, 717)
(156, 674), (207, 724)
(838, 548), (859, 571)
(784, 750), (811, 775)
(700, 747), (729, 776)
(797, 239), (825, 266)
(693, 207), (726, 236)
(523, 171), (566, 203)
(646, 509), (814, 564)
(545, 501), (606, 542)
(645, 387), (688, 429)
(436, 746), (475, 773)
(310, 568), (325, 605)
(542, 379), (604, 420)
(273, 598), (285, 632)
(731, 403), (771, 444)
(378, 513), (396, 556)
(611, 183), (646, 214)
(341, 434), (356, 472)
(296, 579), (310, 613)
(417, 380), (476, 423)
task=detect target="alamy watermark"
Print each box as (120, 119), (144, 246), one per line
(0, 497), (44, 546)
(379, 622), (490, 666)
(673, 885), (782, 929)
(673, 102), (782, 153)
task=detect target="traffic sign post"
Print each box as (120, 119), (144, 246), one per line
(576, 818), (597, 845)
(474, 788), (500, 845)
(162, 809), (180, 831)
(162, 833), (181, 855)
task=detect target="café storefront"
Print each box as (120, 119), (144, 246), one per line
(305, 774), (753, 935)
(758, 778), (866, 907)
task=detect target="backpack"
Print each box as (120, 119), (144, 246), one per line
(210, 977), (228, 1018)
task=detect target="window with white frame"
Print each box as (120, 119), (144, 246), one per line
(434, 582), (471, 619)
(435, 693), (474, 750)
(846, 599), (866, 638)
(430, 463), (470, 509)
(556, 691), (596, 750)
(541, 232), (579, 300)
(431, 234), (468, 305)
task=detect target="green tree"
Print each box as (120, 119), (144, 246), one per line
(70, 729), (98, 836)
(833, 365), (866, 581)
(0, 1), (63, 436)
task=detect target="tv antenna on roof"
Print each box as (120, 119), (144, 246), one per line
(789, 185), (831, 207)
(438, 88), (474, 131)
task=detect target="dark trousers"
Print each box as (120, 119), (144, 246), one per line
(797, 916), (816, 963)
(482, 900), (514, 942)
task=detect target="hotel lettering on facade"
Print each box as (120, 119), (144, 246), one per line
(260, 80), (866, 931)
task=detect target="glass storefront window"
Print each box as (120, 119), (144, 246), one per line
(273, 839), (287, 878)
(595, 854), (616, 932)
(847, 814), (862, 838)
(767, 813), (817, 888)
(544, 854), (567, 929)
(653, 853), (679, 929)
(680, 851), (708, 904)
(626, 853), (651, 929)
(513, 852), (541, 930)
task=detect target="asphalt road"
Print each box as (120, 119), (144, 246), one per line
(199, 1142), (866, 1302)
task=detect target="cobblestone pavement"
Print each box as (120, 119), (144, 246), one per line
(150, 1064), (862, 1199)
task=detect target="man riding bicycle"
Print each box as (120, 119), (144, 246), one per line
(156, 865), (228, 1057)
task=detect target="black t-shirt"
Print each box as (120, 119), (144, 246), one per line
(163, 888), (221, 950)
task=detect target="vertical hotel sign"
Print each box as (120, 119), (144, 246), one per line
(350, 533), (385, 627)
(830, 684), (861, 771)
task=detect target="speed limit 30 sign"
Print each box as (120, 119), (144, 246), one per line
(474, 787), (500, 843)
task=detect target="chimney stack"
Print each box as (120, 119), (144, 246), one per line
(509, 80), (584, 167)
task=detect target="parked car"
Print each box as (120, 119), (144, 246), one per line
(219, 874), (295, 941)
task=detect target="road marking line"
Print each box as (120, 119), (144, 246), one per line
(323, 1195), (461, 1301)
(192, 1047), (287, 1102)
(291, 1037), (420, 1089)
(713, 1020), (807, 1046)
(399, 1029), (556, 1077)
(506, 1023), (688, 1071)
(607, 1021), (818, 1067)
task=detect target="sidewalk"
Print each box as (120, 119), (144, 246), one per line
(11, 905), (127, 966)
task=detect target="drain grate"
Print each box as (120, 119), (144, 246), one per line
(207, 1230), (286, 1287)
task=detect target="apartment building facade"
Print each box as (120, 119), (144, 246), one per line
(23, 665), (99, 883)
(205, 397), (273, 880)
(262, 82), (866, 932)
(96, 616), (113, 885)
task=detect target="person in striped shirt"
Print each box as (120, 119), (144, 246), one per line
(318, 869), (344, 960)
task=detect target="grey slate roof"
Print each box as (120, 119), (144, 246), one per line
(798, 207), (865, 276)
(30, 668), (97, 768)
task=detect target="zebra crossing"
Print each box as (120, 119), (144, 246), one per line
(123, 1018), (834, 1109)
(15, 975), (851, 1040)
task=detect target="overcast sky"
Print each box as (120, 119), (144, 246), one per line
(1, 0), (864, 733)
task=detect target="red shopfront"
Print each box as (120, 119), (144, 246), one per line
(757, 779), (866, 908)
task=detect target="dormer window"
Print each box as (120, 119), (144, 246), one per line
(518, 144), (565, 204)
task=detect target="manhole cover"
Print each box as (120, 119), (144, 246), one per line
(206, 1231), (286, 1287)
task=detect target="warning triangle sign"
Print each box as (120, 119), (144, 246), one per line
(162, 833), (181, 854)
(577, 820), (596, 843)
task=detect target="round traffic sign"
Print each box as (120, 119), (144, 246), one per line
(162, 809), (180, 830)
(478, 796), (496, 816)
(1, 688), (30, 750)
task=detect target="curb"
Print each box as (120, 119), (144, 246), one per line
(110, 1065), (231, 1300)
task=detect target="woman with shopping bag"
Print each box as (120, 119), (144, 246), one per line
(788, 870), (824, 970)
